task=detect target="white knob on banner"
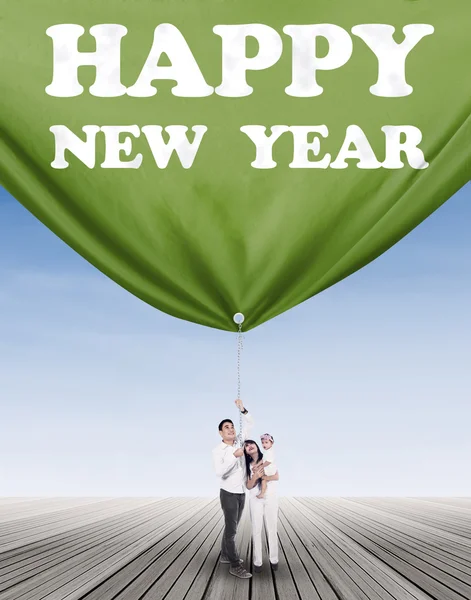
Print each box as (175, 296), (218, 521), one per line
(233, 313), (245, 325)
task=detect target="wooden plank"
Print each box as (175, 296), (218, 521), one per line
(0, 499), (45, 507)
(300, 498), (470, 600)
(317, 498), (471, 571)
(0, 499), (211, 600)
(86, 501), (221, 600)
(289, 498), (424, 600)
(0, 499), (147, 535)
(0, 499), (186, 593)
(165, 504), (234, 600)
(203, 501), (253, 600)
(0, 499), (176, 569)
(280, 499), (374, 600)
(160, 510), (224, 600)
(346, 498), (471, 538)
(0, 497), (470, 600)
(320, 498), (471, 568)
(278, 500), (338, 600)
(330, 498), (471, 553)
(275, 507), (320, 600)
(408, 498), (471, 510)
(0, 499), (109, 524)
(250, 513), (277, 600)
(139, 503), (223, 600)
(0, 499), (159, 551)
(62, 499), (217, 600)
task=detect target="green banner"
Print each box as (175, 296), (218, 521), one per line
(0, 0), (470, 330)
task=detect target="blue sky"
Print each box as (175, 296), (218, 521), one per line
(0, 183), (470, 497)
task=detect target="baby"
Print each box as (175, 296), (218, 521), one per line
(257, 433), (276, 499)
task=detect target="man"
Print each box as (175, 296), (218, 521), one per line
(212, 399), (253, 579)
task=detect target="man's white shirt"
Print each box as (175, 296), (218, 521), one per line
(212, 411), (254, 493)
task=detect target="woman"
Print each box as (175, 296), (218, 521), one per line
(243, 439), (279, 572)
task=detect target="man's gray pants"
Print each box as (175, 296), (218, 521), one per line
(220, 488), (245, 567)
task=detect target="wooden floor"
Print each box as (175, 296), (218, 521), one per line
(0, 497), (470, 600)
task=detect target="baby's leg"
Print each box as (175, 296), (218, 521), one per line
(256, 479), (267, 499)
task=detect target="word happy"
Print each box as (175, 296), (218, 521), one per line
(47, 23), (434, 170)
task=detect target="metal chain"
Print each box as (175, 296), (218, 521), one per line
(237, 322), (243, 447)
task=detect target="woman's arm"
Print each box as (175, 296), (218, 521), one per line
(246, 463), (263, 489)
(246, 473), (259, 489)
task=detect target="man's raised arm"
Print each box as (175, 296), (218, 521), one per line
(235, 399), (254, 442)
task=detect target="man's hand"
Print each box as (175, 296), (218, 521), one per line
(235, 399), (245, 412)
(234, 448), (244, 458)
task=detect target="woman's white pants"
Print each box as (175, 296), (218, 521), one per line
(249, 491), (279, 566)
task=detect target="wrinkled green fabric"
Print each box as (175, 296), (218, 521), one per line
(0, 0), (470, 331)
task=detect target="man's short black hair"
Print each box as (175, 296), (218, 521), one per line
(218, 419), (234, 431)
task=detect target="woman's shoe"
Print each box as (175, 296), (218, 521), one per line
(271, 562), (278, 571)
(254, 564), (262, 573)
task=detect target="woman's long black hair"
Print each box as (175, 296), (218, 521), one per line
(243, 439), (264, 484)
